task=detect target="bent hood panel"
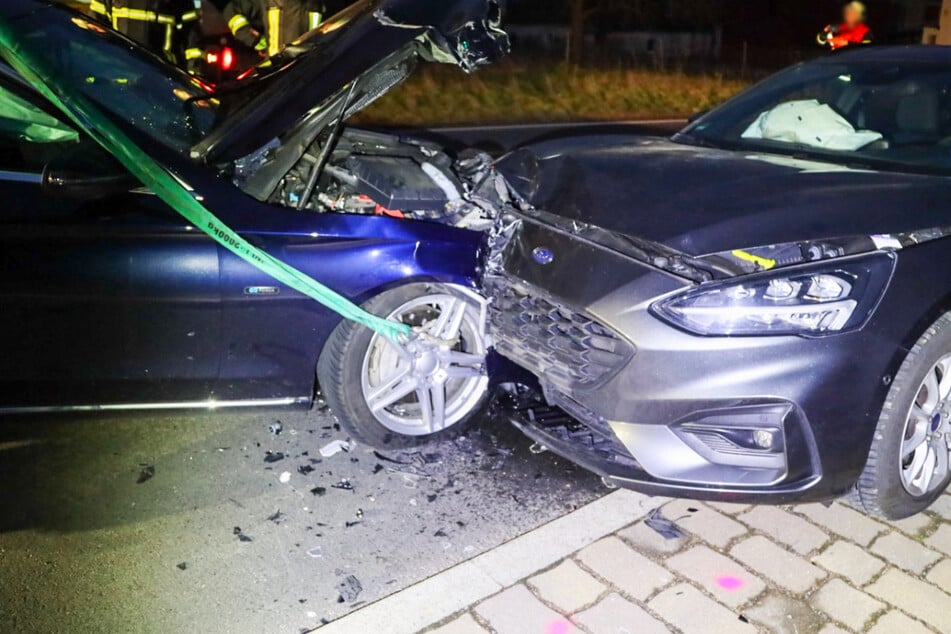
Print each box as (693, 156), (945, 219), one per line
(194, 0), (508, 164)
(496, 136), (951, 256)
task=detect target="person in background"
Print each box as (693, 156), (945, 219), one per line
(89, 0), (200, 64)
(223, 0), (340, 59)
(817, 2), (873, 51)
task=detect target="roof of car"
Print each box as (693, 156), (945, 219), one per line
(816, 45), (951, 64)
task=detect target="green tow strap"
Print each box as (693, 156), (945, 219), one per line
(0, 25), (412, 343)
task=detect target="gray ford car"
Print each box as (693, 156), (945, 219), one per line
(486, 46), (951, 519)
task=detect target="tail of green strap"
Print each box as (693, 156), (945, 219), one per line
(0, 27), (412, 343)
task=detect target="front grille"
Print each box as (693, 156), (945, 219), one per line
(485, 275), (634, 390)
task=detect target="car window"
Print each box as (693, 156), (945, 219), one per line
(0, 82), (79, 173)
(10, 14), (217, 154)
(681, 60), (951, 175)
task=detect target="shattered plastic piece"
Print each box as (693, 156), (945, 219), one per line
(529, 443), (547, 455)
(269, 422), (283, 435)
(176, 562), (187, 571)
(320, 439), (354, 458)
(298, 464), (316, 475)
(137, 464), (155, 484)
(279, 471), (292, 484)
(372, 464), (384, 475)
(355, 509), (364, 519)
(233, 527), (254, 542)
(336, 575), (363, 604)
(306, 546), (323, 558)
(331, 479), (353, 491)
(310, 486), (327, 496)
(644, 507), (684, 540)
(264, 451), (285, 463)
(267, 510), (287, 524)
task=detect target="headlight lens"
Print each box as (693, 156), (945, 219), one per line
(652, 253), (895, 336)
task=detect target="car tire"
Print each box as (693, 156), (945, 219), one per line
(316, 283), (490, 448)
(854, 312), (951, 519)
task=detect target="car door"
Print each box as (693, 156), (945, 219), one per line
(0, 83), (222, 408)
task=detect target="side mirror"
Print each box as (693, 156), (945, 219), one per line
(41, 144), (139, 200)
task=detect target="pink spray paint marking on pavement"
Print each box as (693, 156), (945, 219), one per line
(546, 619), (572, 634)
(717, 575), (746, 591)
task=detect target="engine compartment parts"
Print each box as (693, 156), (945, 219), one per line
(236, 127), (503, 232)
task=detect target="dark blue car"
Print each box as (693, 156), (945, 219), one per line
(0, 0), (509, 445)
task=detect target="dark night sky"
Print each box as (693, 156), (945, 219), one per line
(505, 1), (940, 47)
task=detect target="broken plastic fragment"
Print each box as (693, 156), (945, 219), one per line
(298, 464), (316, 475)
(137, 464), (155, 484)
(268, 422), (283, 435)
(279, 471), (292, 484)
(306, 546), (323, 558)
(644, 507), (685, 540)
(264, 451), (285, 463)
(336, 575), (363, 603)
(320, 439), (354, 458)
(310, 486), (327, 496)
(176, 562), (187, 571)
(233, 527), (254, 543)
(267, 510), (287, 524)
(331, 479), (353, 491)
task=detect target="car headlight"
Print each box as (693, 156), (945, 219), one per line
(652, 253), (895, 336)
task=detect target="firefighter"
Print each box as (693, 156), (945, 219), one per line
(90, 0), (200, 64)
(817, 2), (873, 51)
(222, 0), (332, 58)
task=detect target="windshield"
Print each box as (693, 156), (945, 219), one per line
(11, 12), (217, 154)
(679, 57), (951, 175)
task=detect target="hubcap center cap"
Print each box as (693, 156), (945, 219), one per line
(414, 350), (440, 376)
(932, 412), (943, 432)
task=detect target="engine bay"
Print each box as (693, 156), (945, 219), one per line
(235, 127), (504, 232)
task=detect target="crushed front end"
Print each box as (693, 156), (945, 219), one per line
(482, 198), (898, 504)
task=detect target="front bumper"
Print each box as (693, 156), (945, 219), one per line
(487, 214), (896, 503)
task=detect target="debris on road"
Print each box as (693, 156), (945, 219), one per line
(306, 546), (323, 558)
(176, 562), (187, 571)
(310, 486), (327, 496)
(136, 464), (155, 484)
(264, 451), (285, 464)
(298, 464), (316, 475)
(279, 471), (292, 484)
(233, 527), (254, 543)
(319, 439), (353, 458)
(644, 507), (685, 540)
(268, 422), (283, 435)
(331, 479), (353, 491)
(336, 575), (363, 603)
(267, 510), (287, 525)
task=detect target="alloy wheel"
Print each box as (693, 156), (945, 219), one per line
(900, 353), (951, 496)
(360, 290), (489, 436)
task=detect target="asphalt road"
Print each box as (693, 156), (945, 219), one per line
(0, 404), (605, 634)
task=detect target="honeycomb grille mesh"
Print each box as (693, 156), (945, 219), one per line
(486, 276), (634, 390)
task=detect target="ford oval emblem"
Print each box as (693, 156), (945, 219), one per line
(532, 247), (554, 265)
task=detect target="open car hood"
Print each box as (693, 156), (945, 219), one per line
(192, 0), (509, 164)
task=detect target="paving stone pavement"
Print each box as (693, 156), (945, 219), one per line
(322, 491), (951, 634)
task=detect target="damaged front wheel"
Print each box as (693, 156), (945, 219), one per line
(317, 283), (490, 447)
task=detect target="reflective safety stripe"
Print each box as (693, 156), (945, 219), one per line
(89, 1), (108, 15)
(267, 7), (281, 56)
(731, 249), (777, 270)
(308, 11), (323, 30)
(181, 10), (199, 22)
(110, 8), (176, 24)
(184, 48), (203, 60)
(228, 14), (250, 34)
